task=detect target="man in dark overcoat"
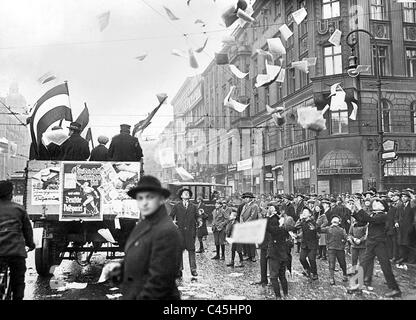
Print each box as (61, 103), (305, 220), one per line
(170, 188), (199, 277)
(397, 191), (416, 264)
(58, 122), (90, 161)
(108, 124), (143, 161)
(104, 175), (182, 300)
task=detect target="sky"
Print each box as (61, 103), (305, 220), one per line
(0, 0), (244, 140)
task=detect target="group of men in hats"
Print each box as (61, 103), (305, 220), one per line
(30, 123), (143, 163)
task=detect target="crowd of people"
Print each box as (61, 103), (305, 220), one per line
(186, 187), (416, 299)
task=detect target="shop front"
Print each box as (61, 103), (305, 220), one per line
(237, 158), (253, 193)
(283, 141), (315, 194)
(317, 150), (363, 195)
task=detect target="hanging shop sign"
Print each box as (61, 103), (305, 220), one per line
(237, 158), (253, 171)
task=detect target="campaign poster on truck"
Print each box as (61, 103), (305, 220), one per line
(59, 161), (141, 221)
(60, 162), (103, 221)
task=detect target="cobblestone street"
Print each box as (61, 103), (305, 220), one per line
(24, 232), (416, 300)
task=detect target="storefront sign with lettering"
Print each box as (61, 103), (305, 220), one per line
(367, 138), (416, 153)
(284, 142), (314, 160)
(317, 167), (362, 175)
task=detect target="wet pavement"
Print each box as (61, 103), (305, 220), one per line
(24, 233), (416, 300)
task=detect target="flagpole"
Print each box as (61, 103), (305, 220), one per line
(64, 81), (74, 121)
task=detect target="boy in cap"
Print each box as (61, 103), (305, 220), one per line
(211, 200), (228, 260)
(90, 135), (109, 161)
(0, 180), (35, 300)
(319, 215), (348, 285)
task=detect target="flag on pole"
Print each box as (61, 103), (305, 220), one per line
(29, 83), (73, 156)
(176, 167), (194, 181)
(75, 103), (90, 133)
(85, 127), (94, 149)
(132, 94), (168, 136)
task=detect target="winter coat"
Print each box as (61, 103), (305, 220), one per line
(58, 133), (90, 161)
(266, 214), (289, 261)
(319, 224), (347, 250)
(90, 144), (109, 161)
(353, 209), (389, 243)
(316, 214), (328, 246)
(196, 202), (208, 238)
(122, 205), (181, 300)
(294, 218), (319, 250)
(397, 202), (416, 246)
(169, 201), (198, 251)
(108, 132), (143, 161)
(47, 142), (61, 160)
(239, 201), (260, 223)
(211, 208), (228, 232)
(348, 223), (368, 249)
(0, 200), (35, 257)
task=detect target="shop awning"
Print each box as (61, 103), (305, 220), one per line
(318, 150), (362, 175)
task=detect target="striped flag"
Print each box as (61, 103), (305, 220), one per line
(38, 72), (57, 84)
(132, 94), (168, 136)
(29, 83), (73, 157)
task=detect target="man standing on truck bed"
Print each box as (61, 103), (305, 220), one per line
(58, 122), (90, 161)
(0, 180), (35, 300)
(108, 124), (143, 161)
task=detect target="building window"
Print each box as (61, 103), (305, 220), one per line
(253, 91), (259, 115)
(263, 14), (269, 32)
(274, 0), (282, 20)
(370, 0), (388, 20)
(276, 168), (284, 193)
(373, 46), (390, 76)
(330, 107), (349, 135)
(385, 156), (416, 176)
(287, 68), (296, 94)
(228, 137), (233, 163)
(322, 0), (340, 19)
(265, 86), (270, 106)
(299, 0), (308, 36)
(382, 100), (392, 133)
(406, 48), (416, 77)
(292, 159), (310, 194)
(299, 55), (310, 88)
(276, 83), (283, 102)
(324, 45), (342, 75)
(411, 102), (416, 133)
(404, 3), (416, 23)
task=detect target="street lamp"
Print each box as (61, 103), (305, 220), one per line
(346, 29), (385, 190)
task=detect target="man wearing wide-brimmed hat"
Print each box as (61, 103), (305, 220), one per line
(89, 135), (109, 161)
(58, 122), (90, 160)
(169, 187), (199, 277)
(103, 175), (182, 300)
(0, 180), (35, 300)
(108, 124), (143, 162)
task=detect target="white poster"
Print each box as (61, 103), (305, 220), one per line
(230, 219), (268, 244)
(318, 180), (330, 195)
(351, 179), (363, 194)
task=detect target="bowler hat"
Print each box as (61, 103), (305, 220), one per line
(127, 175), (170, 199)
(178, 188), (193, 199)
(67, 122), (82, 131)
(241, 192), (255, 199)
(0, 180), (13, 198)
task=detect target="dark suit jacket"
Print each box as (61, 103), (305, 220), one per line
(58, 133), (90, 161)
(108, 132), (143, 161)
(47, 143), (61, 160)
(122, 205), (181, 300)
(90, 144), (109, 161)
(266, 214), (289, 261)
(170, 201), (198, 251)
(295, 219), (319, 250)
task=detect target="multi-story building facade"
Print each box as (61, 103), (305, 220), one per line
(0, 83), (30, 180)
(169, 0), (416, 194)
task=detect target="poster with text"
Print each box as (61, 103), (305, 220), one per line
(31, 167), (61, 205)
(60, 162), (103, 221)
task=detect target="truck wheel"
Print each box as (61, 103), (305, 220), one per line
(35, 238), (54, 277)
